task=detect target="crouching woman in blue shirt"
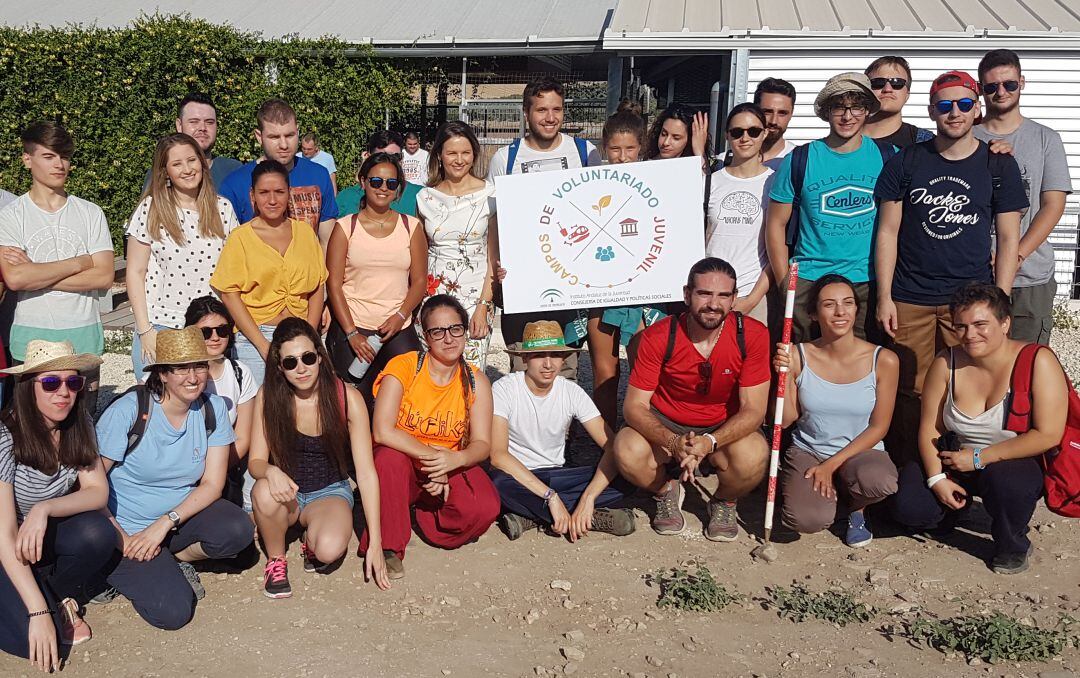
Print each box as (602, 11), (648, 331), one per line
(95, 326), (253, 630)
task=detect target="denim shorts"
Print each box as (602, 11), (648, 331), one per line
(296, 479), (354, 512)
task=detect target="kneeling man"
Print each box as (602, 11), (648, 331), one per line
(614, 257), (770, 540)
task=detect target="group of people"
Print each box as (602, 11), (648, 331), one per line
(0, 47), (1075, 672)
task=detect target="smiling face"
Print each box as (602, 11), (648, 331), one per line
(525, 90), (564, 143)
(438, 135), (475, 181)
(726, 111), (766, 163)
(952, 302), (1009, 359)
(757, 92), (794, 144)
(867, 62), (911, 115)
(250, 171), (289, 221)
(22, 143), (71, 191)
(33, 370), (80, 425)
(160, 363), (209, 405)
(684, 270), (737, 331)
(604, 131), (642, 164)
(827, 94), (869, 140)
(255, 118), (299, 165)
(195, 312), (231, 358)
(405, 137), (420, 154)
(930, 85), (980, 140)
(175, 102), (218, 154)
(165, 142), (204, 195)
(362, 162), (399, 210)
(278, 335), (320, 391)
(811, 282), (858, 339)
(657, 118), (690, 159)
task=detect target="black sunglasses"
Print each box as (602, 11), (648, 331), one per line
(696, 362), (713, 396)
(35, 375), (86, 393)
(728, 126), (764, 140)
(425, 324), (467, 341)
(981, 80), (1020, 95)
(280, 351), (318, 371)
(869, 77), (908, 91)
(934, 98), (976, 115)
(200, 324), (232, 340)
(366, 177), (400, 191)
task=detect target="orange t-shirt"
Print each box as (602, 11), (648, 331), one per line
(373, 351), (477, 451)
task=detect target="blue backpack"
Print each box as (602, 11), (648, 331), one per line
(505, 136), (590, 174)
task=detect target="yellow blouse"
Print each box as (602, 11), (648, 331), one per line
(210, 218), (328, 325)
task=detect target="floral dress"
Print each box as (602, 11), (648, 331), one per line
(416, 181), (497, 369)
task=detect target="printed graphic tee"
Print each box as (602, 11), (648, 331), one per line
(875, 140), (1028, 306)
(487, 134), (601, 179)
(219, 156), (338, 228)
(374, 351), (479, 452)
(706, 167), (775, 296)
(402, 148), (430, 185)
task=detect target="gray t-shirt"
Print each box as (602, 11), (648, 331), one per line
(975, 119), (1073, 287)
(0, 424), (79, 523)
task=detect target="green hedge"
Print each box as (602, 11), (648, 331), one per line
(0, 14), (416, 249)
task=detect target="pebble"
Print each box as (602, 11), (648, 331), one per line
(563, 662), (579, 675)
(646, 655), (664, 667)
(441, 671), (451, 676)
(867, 569), (889, 584)
(550, 580), (572, 591)
(441, 596), (461, 607)
(565, 630), (585, 643)
(524, 609), (541, 625)
(561, 646), (586, 662)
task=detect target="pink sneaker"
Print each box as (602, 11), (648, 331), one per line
(59, 598), (91, 646)
(262, 557), (292, 599)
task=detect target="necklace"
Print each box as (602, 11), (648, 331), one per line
(362, 210), (395, 228)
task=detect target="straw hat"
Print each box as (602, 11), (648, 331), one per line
(0, 340), (103, 376)
(142, 326), (214, 371)
(813, 72), (881, 120)
(505, 321), (581, 355)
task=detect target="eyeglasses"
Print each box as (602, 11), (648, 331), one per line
(869, 77), (908, 91)
(981, 80), (1020, 95)
(696, 362), (713, 396)
(365, 177), (400, 191)
(280, 351), (318, 371)
(727, 126), (764, 140)
(829, 104), (868, 117)
(934, 98), (976, 115)
(34, 375), (86, 393)
(167, 362), (210, 376)
(425, 324), (467, 341)
(200, 324), (232, 340)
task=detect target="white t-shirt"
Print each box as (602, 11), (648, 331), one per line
(125, 196), (239, 327)
(0, 189), (16, 210)
(402, 149), (430, 185)
(763, 139), (796, 172)
(203, 357), (257, 425)
(491, 372), (601, 469)
(487, 134), (601, 178)
(0, 193), (113, 332)
(706, 168), (774, 297)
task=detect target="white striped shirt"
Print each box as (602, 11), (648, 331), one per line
(0, 424), (78, 523)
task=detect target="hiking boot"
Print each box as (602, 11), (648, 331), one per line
(383, 550), (405, 580)
(498, 512), (539, 541)
(845, 511), (873, 548)
(301, 542), (325, 573)
(591, 508), (636, 536)
(262, 557), (292, 599)
(704, 498), (739, 542)
(88, 586), (120, 606)
(177, 561), (205, 600)
(651, 480), (686, 535)
(59, 598), (91, 646)
(991, 548), (1031, 575)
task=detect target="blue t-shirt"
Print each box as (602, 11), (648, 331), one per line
(874, 141), (1028, 306)
(219, 156), (338, 228)
(97, 392), (235, 534)
(769, 136), (886, 283)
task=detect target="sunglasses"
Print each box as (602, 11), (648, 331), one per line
(934, 98), (976, 115)
(696, 362), (713, 396)
(981, 80), (1020, 95)
(869, 77), (908, 91)
(728, 126), (764, 140)
(200, 324), (232, 340)
(365, 177), (400, 191)
(280, 351), (318, 371)
(35, 375), (86, 393)
(425, 324), (467, 341)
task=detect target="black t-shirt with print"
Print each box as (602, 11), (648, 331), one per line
(875, 140), (1028, 306)
(875, 122), (930, 149)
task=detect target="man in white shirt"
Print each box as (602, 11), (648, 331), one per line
(299, 132), (338, 194)
(401, 132), (429, 186)
(753, 78), (797, 170)
(488, 321), (634, 541)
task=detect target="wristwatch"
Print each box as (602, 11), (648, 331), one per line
(167, 511), (181, 531)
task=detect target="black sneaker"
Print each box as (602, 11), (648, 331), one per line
(177, 561), (206, 600)
(262, 557), (292, 599)
(991, 548), (1031, 575)
(498, 513), (539, 541)
(590, 508), (636, 536)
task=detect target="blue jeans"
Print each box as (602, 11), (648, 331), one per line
(234, 325), (276, 387)
(296, 479), (355, 511)
(488, 465), (633, 525)
(131, 323), (173, 377)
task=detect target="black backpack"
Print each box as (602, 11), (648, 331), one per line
(893, 139), (1007, 202)
(115, 385), (217, 458)
(663, 312), (746, 363)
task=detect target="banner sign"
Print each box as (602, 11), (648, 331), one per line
(495, 156), (705, 314)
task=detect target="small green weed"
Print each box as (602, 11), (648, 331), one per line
(1052, 301), (1080, 331)
(104, 329), (133, 355)
(646, 565), (743, 612)
(764, 582), (875, 626)
(907, 612), (1077, 663)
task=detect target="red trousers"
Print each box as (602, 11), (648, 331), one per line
(360, 445), (500, 560)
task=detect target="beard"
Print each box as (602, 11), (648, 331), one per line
(690, 306), (726, 331)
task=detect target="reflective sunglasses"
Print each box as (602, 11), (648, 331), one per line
(425, 323), (467, 341)
(365, 177), (400, 191)
(981, 80), (1020, 95)
(200, 324), (232, 340)
(728, 126), (764, 140)
(35, 375), (86, 393)
(696, 362), (713, 396)
(869, 77), (908, 91)
(934, 98), (976, 115)
(280, 351), (318, 371)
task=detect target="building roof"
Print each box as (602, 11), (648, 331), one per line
(605, 0), (1080, 51)
(0, 0), (617, 55)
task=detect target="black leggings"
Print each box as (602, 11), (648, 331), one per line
(325, 321), (420, 408)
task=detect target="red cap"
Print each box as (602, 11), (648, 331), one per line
(930, 70), (979, 98)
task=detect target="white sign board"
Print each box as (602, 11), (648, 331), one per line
(495, 156), (705, 314)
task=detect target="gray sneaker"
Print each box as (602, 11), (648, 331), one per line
(178, 561), (206, 600)
(591, 508), (636, 536)
(88, 586), (120, 605)
(498, 513), (539, 541)
(651, 481), (686, 535)
(705, 498), (740, 542)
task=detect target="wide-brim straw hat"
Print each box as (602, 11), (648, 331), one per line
(142, 326), (214, 371)
(504, 320), (581, 355)
(0, 339), (103, 376)
(813, 72), (881, 120)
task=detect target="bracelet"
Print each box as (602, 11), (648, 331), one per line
(395, 310), (408, 322)
(542, 488), (556, 505)
(665, 432), (681, 455)
(973, 447), (985, 471)
(27, 609), (53, 619)
(136, 326), (154, 337)
(703, 433), (718, 452)
(345, 328), (360, 339)
(926, 472), (948, 489)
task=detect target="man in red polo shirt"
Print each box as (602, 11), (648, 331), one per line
(614, 257), (770, 541)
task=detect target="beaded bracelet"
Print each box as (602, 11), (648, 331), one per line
(27, 609), (53, 619)
(973, 447), (985, 471)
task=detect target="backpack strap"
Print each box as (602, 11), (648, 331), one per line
(986, 143), (1008, 204)
(123, 385), (152, 457)
(573, 136), (589, 167)
(505, 138), (522, 174)
(914, 127), (935, 143)
(873, 138), (898, 166)
(733, 311), (746, 360)
(898, 142), (921, 199)
(400, 213), (411, 235)
(1005, 343), (1042, 434)
(784, 143), (810, 248)
(663, 314), (680, 364)
(198, 393), (216, 438)
(229, 358), (244, 388)
(415, 349), (427, 376)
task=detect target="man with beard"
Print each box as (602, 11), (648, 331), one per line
(863, 56), (935, 147)
(875, 70), (1027, 464)
(753, 78), (797, 170)
(974, 50), (1072, 345)
(143, 93), (242, 192)
(613, 257), (770, 541)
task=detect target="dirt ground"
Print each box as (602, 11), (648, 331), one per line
(3, 343), (1079, 678)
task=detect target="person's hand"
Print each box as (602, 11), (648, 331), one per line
(140, 328), (159, 365)
(939, 448), (977, 473)
(495, 260), (507, 282)
(877, 297), (898, 338)
(422, 473), (451, 500)
(1, 246), (32, 266)
(378, 311), (408, 341)
(364, 543), (392, 590)
(691, 111), (709, 158)
(348, 332), (377, 364)
(27, 613), (58, 673)
(124, 518), (170, 562)
(987, 138), (1014, 156)
(419, 448), (462, 478)
(773, 343), (792, 373)
(266, 465), (299, 504)
(804, 461), (838, 500)
(469, 305), (490, 340)
(15, 503), (50, 564)
(548, 493), (571, 536)
(569, 495), (595, 542)
(931, 478), (968, 510)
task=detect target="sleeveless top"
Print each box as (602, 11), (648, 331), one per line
(942, 349), (1018, 448)
(292, 432), (345, 494)
(340, 213), (413, 330)
(791, 345), (882, 459)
